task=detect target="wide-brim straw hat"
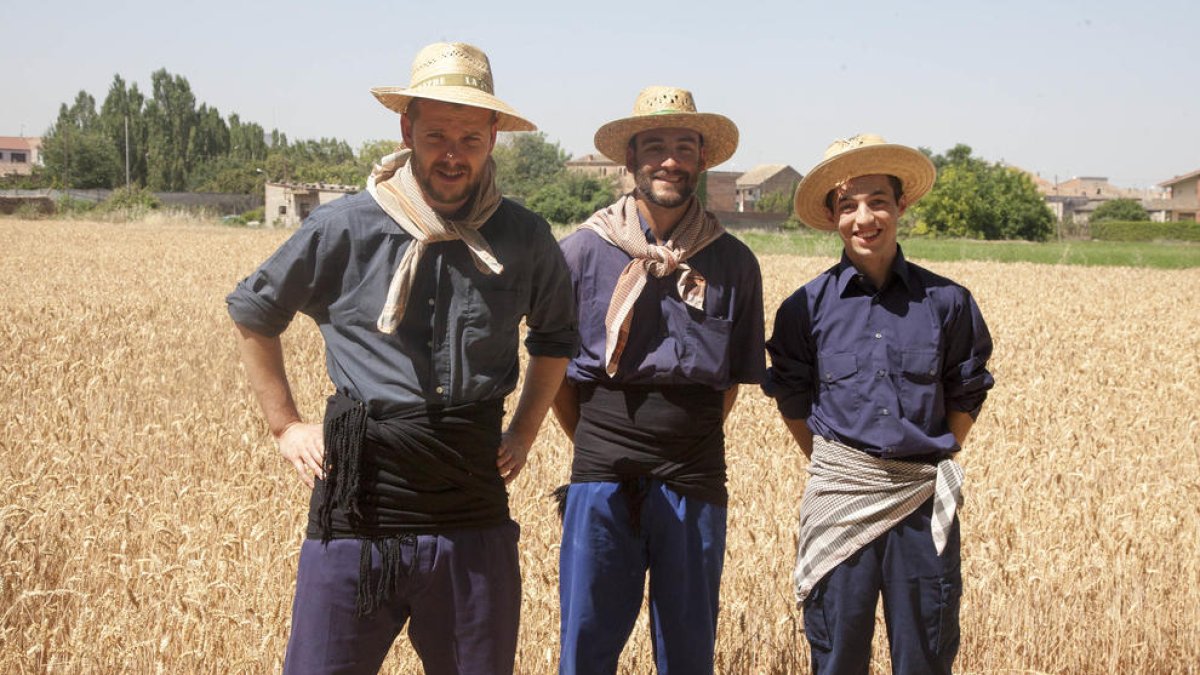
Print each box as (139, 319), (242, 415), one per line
(594, 86), (738, 168)
(370, 42), (536, 132)
(793, 134), (936, 231)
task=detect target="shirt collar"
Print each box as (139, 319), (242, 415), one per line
(836, 245), (915, 295)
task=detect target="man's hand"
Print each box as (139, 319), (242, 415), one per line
(496, 429), (532, 485)
(277, 422), (325, 488)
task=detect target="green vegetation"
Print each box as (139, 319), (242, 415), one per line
(729, 229), (1200, 269)
(493, 132), (614, 225)
(1090, 198), (1149, 222)
(911, 144), (1055, 241)
(36, 70), (393, 193)
(1091, 219), (1200, 242)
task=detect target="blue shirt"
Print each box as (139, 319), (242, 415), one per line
(227, 191), (579, 419)
(763, 247), (993, 459)
(559, 216), (765, 389)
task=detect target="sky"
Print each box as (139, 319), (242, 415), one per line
(3, 0), (1196, 189)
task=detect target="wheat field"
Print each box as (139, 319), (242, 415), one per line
(1, 219), (1197, 674)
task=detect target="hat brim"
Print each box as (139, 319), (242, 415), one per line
(793, 144), (936, 231)
(370, 86), (537, 132)
(594, 112), (738, 168)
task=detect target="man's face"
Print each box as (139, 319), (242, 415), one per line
(827, 174), (906, 265)
(627, 127), (705, 208)
(401, 99), (498, 216)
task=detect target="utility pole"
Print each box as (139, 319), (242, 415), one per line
(125, 115), (131, 190)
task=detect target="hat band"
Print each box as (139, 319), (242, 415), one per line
(410, 73), (494, 95)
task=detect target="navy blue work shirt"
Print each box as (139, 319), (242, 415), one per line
(763, 247), (994, 459)
(227, 191), (579, 419)
(559, 215), (765, 389)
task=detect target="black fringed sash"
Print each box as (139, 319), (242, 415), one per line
(313, 391), (509, 616)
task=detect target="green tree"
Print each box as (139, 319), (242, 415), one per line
(1090, 198), (1148, 222)
(144, 69), (198, 190)
(492, 132), (570, 202)
(99, 75), (148, 187)
(912, 144), (1054, 241)
(526, 172), (613, 225)
(40, 93), (119, 188)
(756, 184), (798, 214)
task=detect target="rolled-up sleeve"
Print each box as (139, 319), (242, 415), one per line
(941, 289), (994, 418)
(762, 290), (816, 419)
(523, 224), (579, 358)
(226, 219), (332, 337)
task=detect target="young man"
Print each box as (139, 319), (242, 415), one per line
(763, 134), (995, 674)
(227, 42), (578, 674)
(552, 86), (765, 674)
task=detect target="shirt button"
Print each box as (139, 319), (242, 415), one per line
(874, 332), (882, 339)
(824, 373), (834, 382)
(876, 369), (887, 378)
(435, 386), (444, 394)
(880, 407), (890, 416)
(929, 368), (938, 376)
(427, 298), (435, 306)
(426, 340), (433, 348)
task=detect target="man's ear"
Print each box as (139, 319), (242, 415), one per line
(897, 194), (909, 217)
(400, 113), (414, 148)
(625, 143), (636, 174)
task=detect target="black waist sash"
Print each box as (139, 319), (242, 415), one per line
(308, 392), (510, 616)
(570, 383), (728, 506)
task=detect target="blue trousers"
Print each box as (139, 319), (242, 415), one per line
(558, 480), (727, 675)
(283, 520), (521, 675)
(804, 498), (961, 675)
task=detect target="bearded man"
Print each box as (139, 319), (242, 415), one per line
(227, 42), (577, 674)
(551, 86), (765, 674)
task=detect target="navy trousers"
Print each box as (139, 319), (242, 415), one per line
(804, 498), (961, 675)
(282, 520), (521, 675)
(558, 480), (727, 675)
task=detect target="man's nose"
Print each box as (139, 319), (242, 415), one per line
(854, 202), (874, 225)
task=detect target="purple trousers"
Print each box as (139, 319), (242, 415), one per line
(282, 520), (521, 675)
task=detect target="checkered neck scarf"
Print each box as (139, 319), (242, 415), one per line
(581, 192), (724, 376)
(367, 147), (503, 334)
(793, 436), (964, 606)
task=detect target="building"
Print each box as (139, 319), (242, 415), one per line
(1155, 169), (1200, 222)
(264, 181), (358, 228)
(703, 170), (738, 212)
(564, 153), (634, 193)
(734, 164), (803, 212)
(0, 137), (42, 177)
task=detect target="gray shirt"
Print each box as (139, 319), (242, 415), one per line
(227, 191), (579, 418)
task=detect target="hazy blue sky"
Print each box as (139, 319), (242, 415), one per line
(3, 0), (1196, 188)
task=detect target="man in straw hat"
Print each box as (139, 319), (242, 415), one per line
(550, 86), (765, 673)
(762, 134), (994, 673)
(227, 42), (578, 673)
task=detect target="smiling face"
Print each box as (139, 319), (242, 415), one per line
(401, 99), (498, 216)
(827, 173), (906, 279)
(627, 127), (706, 208)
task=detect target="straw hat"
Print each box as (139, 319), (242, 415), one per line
(594, 86), (738, 167)
(793, 134), (936, 231)
(370, 42), (536, 132)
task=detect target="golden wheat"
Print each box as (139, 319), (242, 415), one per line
(1, 219), (1197, 674)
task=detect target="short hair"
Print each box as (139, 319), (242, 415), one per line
(824, 175), (904, 212)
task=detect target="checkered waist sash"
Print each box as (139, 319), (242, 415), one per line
(793, 436), (963, 606)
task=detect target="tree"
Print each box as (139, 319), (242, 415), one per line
(755, 184), (797, 214)
(911, 144), (1054, 241)
(144, 69), (198, 190)
(527, 172), (613, 225)
(40, 93), (119, 188)
(99, 75), (147, 187)
(492, 132), (570, 202)
(1090, 198), (1148, 222)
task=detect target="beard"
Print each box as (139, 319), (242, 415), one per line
(634, 165), (698, 208)
(411, 156), (479, 214)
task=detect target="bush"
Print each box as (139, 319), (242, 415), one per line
(56, 195), (97, 215)
(96, 187), (161, 217)
(1090, 220), (1200, 242)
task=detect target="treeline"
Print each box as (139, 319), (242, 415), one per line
(27, 69), (395, 193)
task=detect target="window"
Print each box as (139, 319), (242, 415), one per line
(278, 205), (287, 215)
(11, 153), (25, 163)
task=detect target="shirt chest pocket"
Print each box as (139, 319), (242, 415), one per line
(900, 349), (942, 426)
(816, 352), (862, 419)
